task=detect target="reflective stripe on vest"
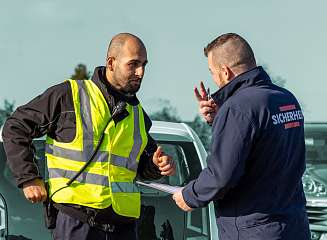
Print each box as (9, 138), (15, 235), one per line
(46, 80), (143, 174)
(49, 168), (139, 193)
(78, 80), (94, 160)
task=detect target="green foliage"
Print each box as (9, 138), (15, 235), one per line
(0, 100), (15, 127)
(149, 100), (211, 151)
(186, 115), (211, 151)
(149, 100), (181, 123)
(71, 63), (91, 80)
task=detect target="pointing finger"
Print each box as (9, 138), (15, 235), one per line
(194, 87), (203, 101)
(200, 81), (207, 99)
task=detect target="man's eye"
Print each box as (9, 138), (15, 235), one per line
(129, 62), (137, 67)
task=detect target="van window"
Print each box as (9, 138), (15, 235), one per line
(305, 131), (327, 164)
(153, 143), (188, 186)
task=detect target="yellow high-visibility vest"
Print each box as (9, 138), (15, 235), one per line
(45, 79), (148, 218)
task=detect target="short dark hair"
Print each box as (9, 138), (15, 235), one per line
(204, 33), (255, 69)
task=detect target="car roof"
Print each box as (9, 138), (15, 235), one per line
(0, 121), (194, 143)
(150, 121), (193, 142)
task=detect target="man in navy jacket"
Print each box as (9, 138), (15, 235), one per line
(173, 33), (310, 239)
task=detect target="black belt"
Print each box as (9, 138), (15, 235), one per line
(54, 203), (133, 233)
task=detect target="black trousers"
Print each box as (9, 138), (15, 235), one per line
(52, 211), (138, 240)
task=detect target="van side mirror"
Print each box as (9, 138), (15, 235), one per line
(0, 193), (8, 240)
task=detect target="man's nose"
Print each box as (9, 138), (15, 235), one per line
(135, 66), (145, 78)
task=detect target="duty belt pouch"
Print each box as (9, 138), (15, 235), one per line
(43, 182), (58, 229)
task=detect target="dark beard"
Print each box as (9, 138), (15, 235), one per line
(123, 79), (142, 94)
(112, 70), (142, 94)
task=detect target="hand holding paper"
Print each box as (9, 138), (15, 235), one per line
(172, 190), (193, 212)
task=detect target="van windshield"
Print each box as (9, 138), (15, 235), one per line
(305, 128), (327, 164)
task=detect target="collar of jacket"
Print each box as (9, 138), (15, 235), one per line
(91, 66), (140, 107)
(211, 66), (272, 107)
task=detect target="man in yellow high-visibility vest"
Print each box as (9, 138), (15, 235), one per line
(2, 33), (176, 240)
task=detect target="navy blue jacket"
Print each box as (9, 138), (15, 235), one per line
(183, 67), (310, 239)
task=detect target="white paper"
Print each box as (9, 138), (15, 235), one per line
(136, 181), (183, 194)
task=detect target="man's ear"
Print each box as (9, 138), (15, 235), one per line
(220, 64), (235, 85)
(107, 56), (115, 71)
(222, 65), (234, 81)
(220, 65), (229, 79)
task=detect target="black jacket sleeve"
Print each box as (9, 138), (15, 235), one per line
(2, 80), (161, 186)
(2, 82), (72, 187)
(136, 110), (161, 180)
(182, 106), (256, 208)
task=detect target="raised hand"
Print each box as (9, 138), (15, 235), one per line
(152, 146), (176, 176)
(194, 81), (218, 124)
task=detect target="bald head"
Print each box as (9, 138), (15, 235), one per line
(107, 33), (146, 59)
(105, 33), (148, 94)
(204, 33), (256, 75)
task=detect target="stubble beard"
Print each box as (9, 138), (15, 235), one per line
(113, 74), (142, 95)
(126, 79), (142, 94)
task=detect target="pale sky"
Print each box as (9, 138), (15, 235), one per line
(1, 0), (326, 121)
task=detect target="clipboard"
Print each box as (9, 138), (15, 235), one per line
(136, 181), (183, 194)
